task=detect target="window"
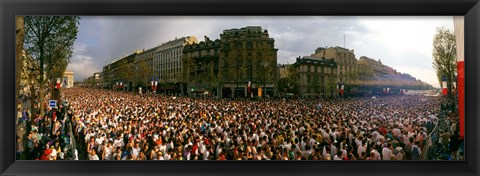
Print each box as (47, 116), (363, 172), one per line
(236, 42), (242, 49)
(247, 42), (253, 49)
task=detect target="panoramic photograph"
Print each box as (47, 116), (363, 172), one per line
(15, 16), (464, 161)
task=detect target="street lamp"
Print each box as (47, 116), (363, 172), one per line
(453, 75), (457, 98)
(261, 61), (269, 98)
(30, 72), (35, 121)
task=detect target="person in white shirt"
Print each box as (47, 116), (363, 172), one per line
(357, 140), (366, 157)
(333, 151), (342, 160)
(88, 150), (99, 160)
(382, 143), (393, 160)
(371, 149), (381, 160)
(131, 142), (141, 158)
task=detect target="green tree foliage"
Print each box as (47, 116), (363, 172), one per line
(24, 16), (80, 117)
(432, 26), (456, 99)
(135, 60), (153, 88)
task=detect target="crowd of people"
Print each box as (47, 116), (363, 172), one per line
(17, 87), (463, 161)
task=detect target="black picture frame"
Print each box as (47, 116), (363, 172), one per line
(1, 0), (479, 176)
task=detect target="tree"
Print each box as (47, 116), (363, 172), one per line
(135, 59), (153, 89)
(432, 26), (456, 99)
(24, 16), (80, 117)
(16, 16), (25, 112)
(356, 63), (375, 93)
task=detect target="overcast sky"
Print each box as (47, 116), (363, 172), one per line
(67, 16), (455, 88)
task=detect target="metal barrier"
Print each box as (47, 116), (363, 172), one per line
(421, 116), (440, 160)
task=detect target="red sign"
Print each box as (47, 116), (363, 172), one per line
(458, 61), (464, 140)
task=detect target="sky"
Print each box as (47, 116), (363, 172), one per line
(67, 16), (455, 88)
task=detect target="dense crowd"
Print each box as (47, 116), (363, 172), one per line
(17, 87), (463, 161)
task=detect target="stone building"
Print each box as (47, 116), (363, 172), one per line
(63, 71), (74, 88)
(101, 50), (141, 90)
(292, 56), (338, 98)
(183, 26), (278, 98)
(312, 46), (356, 83)
(358, 56), (387, 77)
(153, 36), (198, 95)
(182, 36), (221, 96)
(134, 47), (156, 89)
(218, 26), (278, 98)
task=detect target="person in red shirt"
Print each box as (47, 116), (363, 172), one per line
(379, 125), (388, 136)
(40, 148), (52, 160)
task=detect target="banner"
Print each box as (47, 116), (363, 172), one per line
(442, 81), (447, 96)
(56, 78), (61, 89)
(454, 16), (464, 140)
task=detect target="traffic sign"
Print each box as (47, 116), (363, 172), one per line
(49, 100), (57, 108)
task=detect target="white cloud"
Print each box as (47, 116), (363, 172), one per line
(67, 53), (101, 82)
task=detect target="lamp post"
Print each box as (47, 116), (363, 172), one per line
(261, 61), (269, 98)
(453, 75), (457, 99)
(236, 60), (241, 98)
(30, 72), (35, 121)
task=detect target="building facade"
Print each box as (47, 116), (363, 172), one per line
(292, 56), (338, 98)
(312, 46), (356, 83)
(358, 56), (387, 77)
(134, 47), (156, 89)
(63, 71), (74, 88)
(101, 50), (142, 90)
(182, 36), (221, 96)
(218, 26), (278, 98)
(183, 26), (278, 98)
(153, 36), (198, 94)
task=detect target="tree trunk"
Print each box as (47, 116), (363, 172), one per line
(39, 48), (45, 117)
(15, 16), (24, 112)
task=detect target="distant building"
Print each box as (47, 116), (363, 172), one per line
(63, 71), (74, 88)
(154, 36), (198, 94)
(183, 26), (278, 98)
(277, 64), (291, 79)
(292, 56), (337, 98)
(101, 50), (142, 90)
(182, 36), (221, 96)
(358, 56), (387, 77)
(218, 26), (278, 98)
(312, 46), (356, 83)
(134, 47), (156, 89)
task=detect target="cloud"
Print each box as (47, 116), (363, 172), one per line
(67, 42), (102, 81)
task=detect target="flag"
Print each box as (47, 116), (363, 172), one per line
(441, 76), (447, 96)
(454, 16), (464, 140)
(56, 78), (61, 89)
